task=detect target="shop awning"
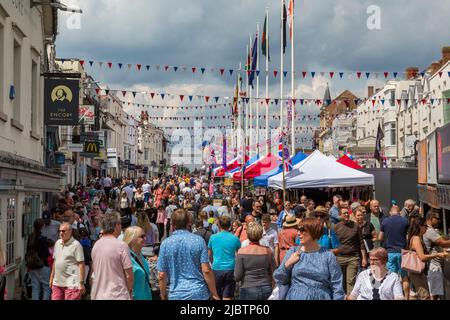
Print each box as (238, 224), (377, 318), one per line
(337, 154), (362, 169)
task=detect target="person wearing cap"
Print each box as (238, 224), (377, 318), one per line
(276, 215), (300, 266)
(42, 210), (61, 243)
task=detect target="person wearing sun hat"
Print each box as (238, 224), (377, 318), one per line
(276, 215), (300, 266)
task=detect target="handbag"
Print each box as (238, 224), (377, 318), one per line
(401, 243), (425, 274)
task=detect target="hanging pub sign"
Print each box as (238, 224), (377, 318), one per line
(79, 105), (95, 125)
(44, 78), (79, 125)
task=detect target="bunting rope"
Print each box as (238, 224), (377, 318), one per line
(61, 58), (450, 81)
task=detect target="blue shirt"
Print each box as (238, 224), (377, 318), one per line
(329, 205), (340, 224)
(294, 227), (340, 249)
(380, 215), (409, 253)
(208, 231), (241, 271)
(277, 210), (293, 229)
(130, 251), (152, 300)
(157, 230), (210, 300)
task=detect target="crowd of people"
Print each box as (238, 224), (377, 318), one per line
(14, 174), (450, 301)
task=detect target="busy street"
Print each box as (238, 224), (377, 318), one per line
(1, 0), (450, 306)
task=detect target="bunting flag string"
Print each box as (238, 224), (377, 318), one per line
(144, 115), (320, 121)
(66, 58), (450, 80)
(93, 88), (450, 108)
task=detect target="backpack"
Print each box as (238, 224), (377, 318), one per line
(110, 188), (118, 200)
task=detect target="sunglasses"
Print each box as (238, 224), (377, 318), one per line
(59, 230), (68, 233)
(298, 226), (307, 233)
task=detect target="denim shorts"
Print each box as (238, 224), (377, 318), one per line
(213, 270), (236, 299)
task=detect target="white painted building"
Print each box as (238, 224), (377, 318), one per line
(137, 112), (165, 177)
(0, 1), (60, 299)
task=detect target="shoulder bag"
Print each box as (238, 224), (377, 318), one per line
(401, 239), (425, 274)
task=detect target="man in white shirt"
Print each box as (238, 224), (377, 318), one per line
(122, 183), (135, 206)
(49, 223), (85, 300)
(103, 175), (113, 200)
(261, 214), (278, 252)
(142, 180), (152, 204)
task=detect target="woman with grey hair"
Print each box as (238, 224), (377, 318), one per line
(124, 226), (152, 300)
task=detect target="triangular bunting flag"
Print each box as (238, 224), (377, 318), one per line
(302, 71), (307, 78)
(192, 67), (196, 73)
(127, 64), (132, 69)
(339, 72), (344, 79)
(381, 99), (385, 106)
(173, 66), (178, 72)
(179, 95), (184, 102)
(265, 98), (270, 105)
(329, 72), (334, 79)
(220, 69), (224, 75)
(201, 68), (206, 74)
(89, 61), (94, 67)
(256, 70), (260, 76)
(164, 65), (169, 71)
(396, 99), (401, 106)
(393, 72), (398, 78)
(283, 71), (288, 78)
(205, 96), (210, 102)
(439, 71), (443, 78)
(118, 63), (123, 69)
(146, 65), (150, 71)
(292, 99), (297, 105)
(214, 97), (219, 103)
(160, 93), (165, 100)
(311, 72), (316, 78)
(366, 72), (370, 79)
(95, 88), (100, 95)
(274, 70), (278, 77)
(105, 89), (110, 95)
(122, 91), (127, 97)
(300, 99), (304, 105)
(430, 99), (434, 105)
(274, 99), (279, 105)
(150, 92), (155, 99)
(79, 60), (85, 67)
(372, 100), (376, 107)
(98, 62), (104, 68)
(229, 69), (234, 76)
(189, 96), (193, 102)
(107, 62), (112, 69)
(132, 92), (137, 98)
(384, 72), (388, 78)
(137, 64), (142, 71)
(357, 72), (362, 79)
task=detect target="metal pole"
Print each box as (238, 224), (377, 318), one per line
(265, 7), (270, 156)
(256, 22), (260, 157)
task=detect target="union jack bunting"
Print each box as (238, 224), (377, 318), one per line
(278, 136), (293, 172)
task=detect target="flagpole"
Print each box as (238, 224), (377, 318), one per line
(282, 135), (287, 205)
(237, 62), (242, 159)
(256, 23), (260, 157)
(245, 44), (249, 154)
(280, 0), (285, 140)
(290, 0), (296, 155)
(249, 34), (254, 159)
(241, 95), (246, 199)
(265, 7), (270, 156)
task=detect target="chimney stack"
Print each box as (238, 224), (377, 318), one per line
(405, 67), (419, 80)
(368, 86), (374, 98)
(429, 61), (441, 76)
(442, 46), (450, 64)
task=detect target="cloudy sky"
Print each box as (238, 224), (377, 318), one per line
(55, 0), (450, 151)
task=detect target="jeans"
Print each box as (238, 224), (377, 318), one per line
(29, 267), (51, 300)
(239, 285), (273, 300)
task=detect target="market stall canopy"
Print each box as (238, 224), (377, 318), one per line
(337, 155), (362, 169)
(223, 154), (259, 178)
(233, 153), (278, 181)
(254, 152), (309, 187)
(268, 150), (374, 189)
(213, 157), (242, 177)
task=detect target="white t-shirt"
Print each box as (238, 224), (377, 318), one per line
(103, 177), (112, 187)
(142, 183), (151, 194)
(123, 186), (135, 204)
(351, 269), (404, 300)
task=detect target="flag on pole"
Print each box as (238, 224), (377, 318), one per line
(233, 75), (239, 116)
(374, 123), (384, 164)
(282, 3), (287, 54)
(249, 34), (258, 88)
(262, 14), (270, 62)
(222, 136), (227, 170)
(277, 136), (293, 172)
(287, 0), (294, 40)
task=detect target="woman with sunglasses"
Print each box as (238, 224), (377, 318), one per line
(347, 247), (404, 300)
(124, 226), (152, 300)
(273, 218), (344, 300)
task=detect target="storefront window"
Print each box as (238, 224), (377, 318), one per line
(22, 196), (40, 256)
(6, 198), (16, 267)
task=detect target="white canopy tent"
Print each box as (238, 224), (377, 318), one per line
(268, 150), (374, 189)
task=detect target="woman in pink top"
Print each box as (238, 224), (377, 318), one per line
(156, 206), (167, 242)
(154, 185), (163, 208)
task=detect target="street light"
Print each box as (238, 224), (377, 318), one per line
(31, 0), (83, 14)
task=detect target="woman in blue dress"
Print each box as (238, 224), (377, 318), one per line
(273, 218), (345, 300)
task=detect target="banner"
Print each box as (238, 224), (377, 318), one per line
(79, 105), (95, 125)
(437, 123), (450, 184)
(44, 78), (79, 125)
(417, 140), (427, 184)
(427, 132), (437, 184)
